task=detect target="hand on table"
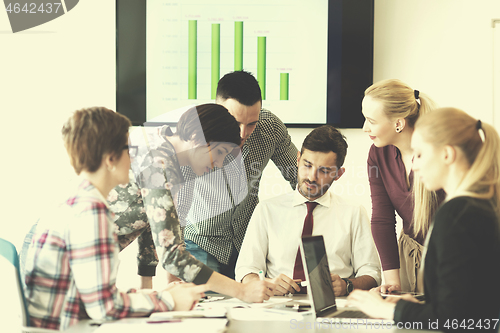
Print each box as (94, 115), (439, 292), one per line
(269, 274), (301, 295)
(240, 279), (276, 303)
(167, 283), (209, 311)
(371, 283), (402, 294)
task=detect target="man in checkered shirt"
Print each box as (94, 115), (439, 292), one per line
(178, 71), (298, 279)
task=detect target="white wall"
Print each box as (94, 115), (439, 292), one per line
(1, 0), (499, 290)
(0, 0), (116, 249)
(373, 0), (500, 124)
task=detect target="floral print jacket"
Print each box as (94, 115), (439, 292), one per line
(107, 126), (212, 284)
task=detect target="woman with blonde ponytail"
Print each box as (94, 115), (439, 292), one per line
(349, 108), (500, 331)
(362, 79), (443, 293)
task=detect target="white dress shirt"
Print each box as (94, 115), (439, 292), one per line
(235, 188), (381, 284)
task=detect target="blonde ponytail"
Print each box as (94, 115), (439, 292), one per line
(412, 90), (440, 238)
(415, 108), (500, 214)
(412, 179), (440, 238)
(455, 122), (500, 209)
(364, 79), (437, 128)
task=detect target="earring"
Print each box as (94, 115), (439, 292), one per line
(108, 165), (116, 172)
(396, 128), (401, 133)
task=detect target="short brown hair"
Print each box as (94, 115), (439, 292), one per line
(300, 125), (348, 168)
(62, 107), (131, 174)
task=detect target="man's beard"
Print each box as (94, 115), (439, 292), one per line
(298, 179), (331, 200)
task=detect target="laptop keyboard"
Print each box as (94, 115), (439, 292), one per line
(330, 310), (369, 319)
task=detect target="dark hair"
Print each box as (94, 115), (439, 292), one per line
(62, 107), (131, 174)
(301, 125), (348, 168)
(216, 70), (262, 106)
(176, 103), (241, 146)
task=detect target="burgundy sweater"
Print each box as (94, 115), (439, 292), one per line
(367, 144), (423, 271)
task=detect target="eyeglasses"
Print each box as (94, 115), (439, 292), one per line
(123, 145), (138, 158)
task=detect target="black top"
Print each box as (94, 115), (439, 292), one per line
(394, 196), (500, 332)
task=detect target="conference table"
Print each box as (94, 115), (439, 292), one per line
(65, 318), (433, 333)
(63, 294), (439, 333)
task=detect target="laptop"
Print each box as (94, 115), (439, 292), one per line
(299, 235), (394, 324)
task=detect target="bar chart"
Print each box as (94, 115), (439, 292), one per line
(187, 20), (277, 100)
(147, 0), (328, 124)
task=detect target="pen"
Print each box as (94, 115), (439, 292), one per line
(147, 319), (182, 323)
(258, 270), (265, 281)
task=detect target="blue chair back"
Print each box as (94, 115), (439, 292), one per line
(0, 238), (30, 328)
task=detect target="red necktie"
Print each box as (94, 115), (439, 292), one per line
(293, 202), (319, 282)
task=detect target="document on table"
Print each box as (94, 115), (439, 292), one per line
(224, 297), (307, 321)
(228, 308), (304, 321)
(93, 318), (227, 333)
(196, 296), (294, 311)
(149, 308), (227, 319)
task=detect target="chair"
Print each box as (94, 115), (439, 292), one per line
(0, 238), (55, 332)
(19, 221), (39, 291)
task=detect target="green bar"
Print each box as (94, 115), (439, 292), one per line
(234, 22), (243, 71)
(280, 73), (289, 100)
(188, 20), (197, 99)
(211, 24), (220, 99)
(257, 36), (266, 100)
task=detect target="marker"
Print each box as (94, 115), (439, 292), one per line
(293, 279), (308, 287)
(258, 270), (265, 281)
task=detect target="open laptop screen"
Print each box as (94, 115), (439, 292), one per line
(301, 235), (337, 314)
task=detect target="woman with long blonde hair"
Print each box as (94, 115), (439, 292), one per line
(349, 108), (500, 331)
(362, 79), (442, 293)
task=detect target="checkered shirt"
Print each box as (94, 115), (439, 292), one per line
(179, 109), (298, 264)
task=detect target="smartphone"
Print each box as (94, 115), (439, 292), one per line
(381, 290), (425, 301)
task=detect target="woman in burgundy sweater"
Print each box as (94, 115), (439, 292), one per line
(361, 79), (441, 292)
(350, 108), (500, 332)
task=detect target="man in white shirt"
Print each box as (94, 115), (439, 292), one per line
(235, 125), (381, 296)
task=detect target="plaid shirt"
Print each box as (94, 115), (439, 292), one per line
(24, 179), (174, 331)
(180, 109), (299, 264)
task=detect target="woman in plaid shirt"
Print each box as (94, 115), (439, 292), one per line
(24, 107), (207, 330)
